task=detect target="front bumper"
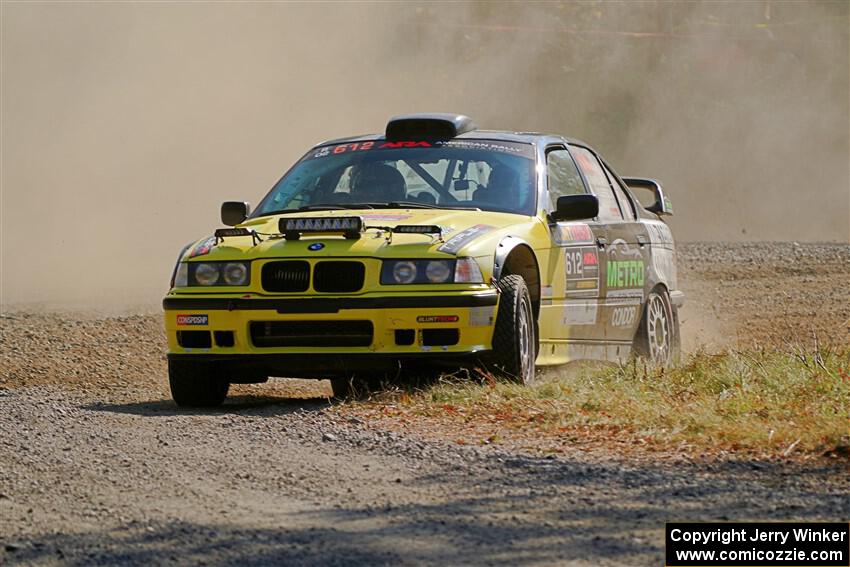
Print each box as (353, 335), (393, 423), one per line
(163, 291), (498, 375)
(166, 352), (489, 378)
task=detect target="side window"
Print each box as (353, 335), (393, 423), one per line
(569, 146), (623, 222)
(546, 148), (586, 209)
(603, 164), (636, 221)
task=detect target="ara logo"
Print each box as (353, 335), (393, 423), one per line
(379, 141), (432, 149)
(307, 242), (325, 251)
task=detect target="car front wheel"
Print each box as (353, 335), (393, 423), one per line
(491, 275), (537, 384)
(168, 359), (229, 407)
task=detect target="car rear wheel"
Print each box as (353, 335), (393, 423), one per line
(491, 275), (537, 384)
(634, 289), (679, 366)
(168, 359), (229, 407)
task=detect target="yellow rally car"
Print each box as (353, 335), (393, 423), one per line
(164, 113), (683, 406)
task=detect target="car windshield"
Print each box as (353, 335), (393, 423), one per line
(252, 139), (537, 217)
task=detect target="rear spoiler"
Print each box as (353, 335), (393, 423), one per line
(621, 177), (673, 216)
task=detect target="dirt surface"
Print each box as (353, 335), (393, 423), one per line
(677, 242), (850, 350)
(1, 243), (849, 566)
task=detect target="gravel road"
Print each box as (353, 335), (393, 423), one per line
(1, 243), (848, 566)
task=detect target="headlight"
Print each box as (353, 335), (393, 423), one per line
(425, 260), (452, 283)
(194, 263), (220, 286)
(392, 261), (418, 284)
(181, 261), (251, 287)
(222, 262), (248, 286)
(381, 258), (483, 285)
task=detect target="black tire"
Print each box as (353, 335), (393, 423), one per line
(168, 359), (229, 407)
(633, 288), (679, 367)
(330, 377), (354, 399)
(490, 275), (537, 384)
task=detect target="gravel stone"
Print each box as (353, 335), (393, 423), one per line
(0, 243), (848, 565)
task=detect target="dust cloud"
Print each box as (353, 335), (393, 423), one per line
(2, 1), (848, 311)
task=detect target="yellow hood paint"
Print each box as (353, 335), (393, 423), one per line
(182, 208), (547, 267)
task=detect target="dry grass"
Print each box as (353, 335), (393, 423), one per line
(353, 343), (850, 457)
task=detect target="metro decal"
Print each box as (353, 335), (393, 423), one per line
(607, 260), (645, 288)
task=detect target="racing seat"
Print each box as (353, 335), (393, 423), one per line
(474, 163), (518, 208)
(350, 163), (407, 203)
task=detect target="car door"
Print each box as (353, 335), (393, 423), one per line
(542, 145), (607, 343)
(569, 145), (648, 348)
(601, 161), (652, 343)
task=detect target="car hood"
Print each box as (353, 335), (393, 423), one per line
(182, 208), (533, 261)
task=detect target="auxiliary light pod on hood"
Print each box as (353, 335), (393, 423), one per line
(279, 216), (365, 241)
(368, 224), (445, 245)
(275, 216), (446, 244)
(214, 227), (262, 246)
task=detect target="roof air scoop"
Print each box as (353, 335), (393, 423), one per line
(385, 113), (477, 141)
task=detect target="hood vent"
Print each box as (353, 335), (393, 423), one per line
(385, 113), (476, 140)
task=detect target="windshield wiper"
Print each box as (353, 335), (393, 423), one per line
(368, 201), (481, 211)
(257, 201), (481, 217)
(386, 201), (441, 209)
(261, 204), (374, 216)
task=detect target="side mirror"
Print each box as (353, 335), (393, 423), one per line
(552, 194), (598, 222)
(621, 177), (673, 216)
(453, 179), (471, 191)
(221, 201), (251, 226)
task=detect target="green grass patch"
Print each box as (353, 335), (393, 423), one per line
(376, 346), (850, 455)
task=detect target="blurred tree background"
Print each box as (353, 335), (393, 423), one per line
(402, 0), (849, 241)
(2, 1), (847, 308)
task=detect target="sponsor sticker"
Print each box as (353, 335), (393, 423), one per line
(643, 223), (677, 287)
(565, 246), (600, 296)
(646, 222), (673, 247)
(563, 301), (597, 326)
(552, 223), (594, 245)
(653, 248), (676, 286)
(416, 315), (459, 324)
(606, 288), (644, 300)
(605, 238), (647, 300)
(469, 306), (495, 327)
(607, 260), (645, 288)
(361, 213), (414, 222)
(437, 224), (495, 255)
(176, 314), (209, 326)
(611, 306), (638, 327)
(306, 140), (534, 161)
(189, 236), (216, 258)
(609, 238), (644, 259)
